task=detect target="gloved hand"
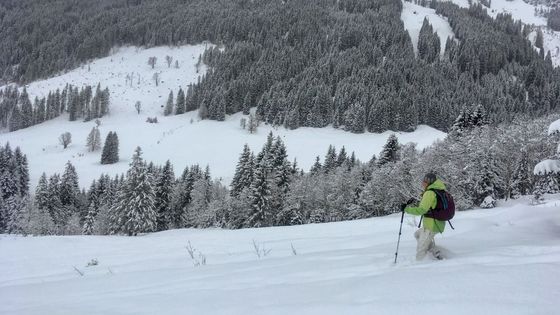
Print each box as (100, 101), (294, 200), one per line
(400, 203), (407, 212)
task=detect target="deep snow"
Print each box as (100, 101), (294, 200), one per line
(1, 194), (559, 314)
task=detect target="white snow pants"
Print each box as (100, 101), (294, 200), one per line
(414, 227), (440, 260)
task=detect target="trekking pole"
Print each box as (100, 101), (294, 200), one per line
(394, 209), (405, 264)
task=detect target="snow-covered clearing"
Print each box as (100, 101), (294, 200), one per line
(0, 45), (446, 189)
(1, 194), (559, 314)
(401, 1), (456, 56)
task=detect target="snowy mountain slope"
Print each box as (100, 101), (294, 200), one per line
(0, 45), (446, 189)
(1, 194), (559, 314)
(401, 1), (456, 56)
(445, 0), (560, 66)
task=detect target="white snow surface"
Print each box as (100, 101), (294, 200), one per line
(401, 1), (456, 56)
(1, 195), (560, 314)
(0, 45), (446, 189)
(534, 159), (560, 175)
(549, 118), (560, 135)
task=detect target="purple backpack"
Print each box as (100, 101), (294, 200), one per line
(424, 189), (455, 221)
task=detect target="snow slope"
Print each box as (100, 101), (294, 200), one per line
(0, 45), (446, 189)
(1, 194), (559, 314)
(445, 0), (560, 66)
(401, 1), (456, 56)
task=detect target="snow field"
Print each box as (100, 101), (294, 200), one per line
(1, 195), (559, 314)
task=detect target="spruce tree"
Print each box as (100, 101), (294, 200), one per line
(155, 160), (174, 231)
(378, 134), (400, 166)
(113, 147), (157, 236)
(86, 127), (101, 152)
(164, 91), (174, 116)
(175, 88), (186, 115)
(101, 132), (119, 164)
(60, 162), (80, 206)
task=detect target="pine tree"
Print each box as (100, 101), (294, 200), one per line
(378, 134), (400, 166)
(535, 28), (544, 50)
(86, 127), (101, 152)
(14, 147), (29, 195)
(82, 202), (97, 235)
(164, 91), (174, 116)
(231, 144), (253, 197)
(323, 145), (337, 173)
(247, 159), (271, 227)
(113, 147), (157, 236)
(309, 156), (322, 175)
(155, 160), (174, 231)
(101, 132), (119, 164)
(19, 88), (33, 128)
(47, 174), (65, 230)
(60, 161), (80, 214)
(35, 173), (50, 211)
(510, 153), (531, 199)
(175, 88), (186, 114)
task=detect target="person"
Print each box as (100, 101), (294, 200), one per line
(403, 172), (446, 260)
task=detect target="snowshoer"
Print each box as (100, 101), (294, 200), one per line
(403, 173), (447, 260)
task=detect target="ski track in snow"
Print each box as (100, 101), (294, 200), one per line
(1, 195), (559, 314)
(0, 45), (446, 190)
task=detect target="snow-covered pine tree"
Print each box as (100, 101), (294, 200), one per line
(175, 88), (186, 115)
(155, 160), (174, 231)
(510, 152), (531, 199)
(164, 91), (174, 116)
(309, 156), (322, 176)
(86, 126), (101, 152)
(60, 161), (80, 208)
(19, 88), (33, 129)
(377, 134), (400, 166)
(47, 174), (65, 231)
(323, 145), (337, 173)
(35, 173), (49, 211)
(231, 144), (253, 197)
(113, 147), (157, 236)
(14, 147), (29, 195)
(247, 158), (271, 227)
(101, 131), (119, 164)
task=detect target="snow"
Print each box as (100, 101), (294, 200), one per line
(401, 1), (456, 56)
(445, 0), (560, 66)
(0, 45), (446, 190)
(1, 194), (560, 314)
(548, 118), (560, 135)
(534, 159), (560, 175)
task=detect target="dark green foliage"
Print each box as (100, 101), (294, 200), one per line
(1, 0), (557, 134)
(101, 131), (119, 164)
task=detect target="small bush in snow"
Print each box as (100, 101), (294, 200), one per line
(186, 241), (207, 266)
(480, 195), (496, 208)
(252, 239), (271, 259)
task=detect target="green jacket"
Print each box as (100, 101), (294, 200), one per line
(405, 179), (446, 233)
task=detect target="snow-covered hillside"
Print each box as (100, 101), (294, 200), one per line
(445, 0), (560, 66)
(0, 45), (446, 189)
(401, 0), (456, 56)
(1, 194), (559, 314)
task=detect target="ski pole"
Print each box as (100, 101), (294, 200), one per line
(394, 208), (405, 264)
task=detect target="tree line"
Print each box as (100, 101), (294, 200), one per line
(0, 84), (110, 132)
(1, 0), (558, 134)
(2, 112), (559, 235)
